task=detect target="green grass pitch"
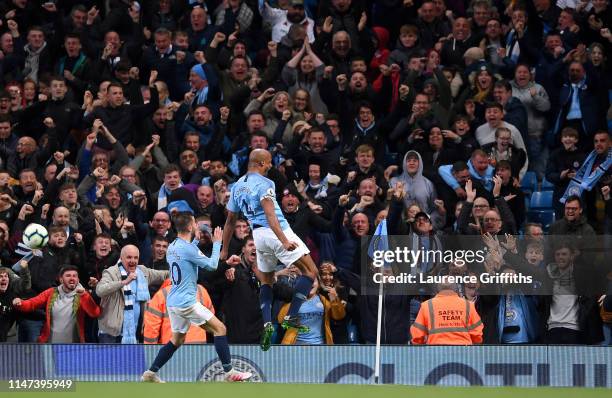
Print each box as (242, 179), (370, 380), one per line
(7, 383), (611, 398)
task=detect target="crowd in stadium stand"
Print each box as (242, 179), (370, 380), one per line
(0, 0), (611, 346)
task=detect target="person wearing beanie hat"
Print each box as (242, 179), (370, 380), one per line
(190, 63), (208, 105)
(188, 61), (222, 113)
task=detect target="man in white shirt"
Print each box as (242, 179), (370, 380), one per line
(259, 0), (315, 43)
(475, 102), (526, 152)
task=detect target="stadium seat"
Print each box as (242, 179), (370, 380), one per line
(520, 171), (538, 195)
(540, 178), (555, 191)
(527, 210), (556, 231)
(530, 191), (553, 210)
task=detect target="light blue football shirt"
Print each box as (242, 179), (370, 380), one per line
(227, 172), (289, 230)
(166, 238), (220, 308)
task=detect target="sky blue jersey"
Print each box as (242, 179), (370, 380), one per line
(227, 172), (289, 230)
(167, 238), (221, 308)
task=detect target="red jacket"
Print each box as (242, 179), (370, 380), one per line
(18, 287), (100, 343)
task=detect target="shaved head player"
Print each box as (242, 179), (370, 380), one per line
(221, 149), (319, 351)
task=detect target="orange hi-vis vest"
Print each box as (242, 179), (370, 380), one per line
(410, 290), (483, 345)
(143, 279), (213, 344)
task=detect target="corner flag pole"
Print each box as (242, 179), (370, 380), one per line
(370, 219), (388, 385)
(374, 266), (383, 384)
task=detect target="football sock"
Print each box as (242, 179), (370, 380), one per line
(287, 275), (314, 318)
(214, 335), (233, 372)
(260, 284), (273, 324)
(149, 341), (178, 372)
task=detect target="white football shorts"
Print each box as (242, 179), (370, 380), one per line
(168, 302), (214, 333)
(252, 227), (310, 273)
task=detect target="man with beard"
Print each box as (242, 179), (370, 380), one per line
(176, 104), (231, 161)
(559, 131), (611, 224)
(13, 265), (100, 343)
(550, 196), (595, 237)
(259, 0), (315, 44)
(21, 226), (84, 342)
(287, 127), (337, 181)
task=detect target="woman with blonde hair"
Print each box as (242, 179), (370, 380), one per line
(281, 40), (328, 114)
(244, 89), (304, 145)
(277, 273), (345, 345)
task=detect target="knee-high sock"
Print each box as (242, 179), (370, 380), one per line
(259, 284), (273, 324)
(287, 275), (314, 317)
(149, 341), (178, 372)
(214, 335), (232, 372)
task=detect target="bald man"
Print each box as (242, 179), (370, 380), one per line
(9, 135), (56, 178)
(96, 245), (168, 343)
(222, 149), (319, 351)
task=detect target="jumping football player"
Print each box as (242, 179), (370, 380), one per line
(221, 149), (319, 351)
(142, 212), (252, 382)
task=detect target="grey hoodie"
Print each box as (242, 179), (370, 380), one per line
(389, 150), (445, 229)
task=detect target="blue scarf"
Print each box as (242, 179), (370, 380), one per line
(158, 181), (183, 210)
(119, 262), (150, 344)
(191, 64), (209, 105)
(12, 242), (42, 272)
(561, 148), (612, 203)
(468, 159), (495, 191)
(497, 293), (539, 343)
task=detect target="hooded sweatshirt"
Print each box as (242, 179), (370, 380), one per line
(390, 150), (437, 213)
(369, 27), (390, 76)
(389, 150), (446, 230)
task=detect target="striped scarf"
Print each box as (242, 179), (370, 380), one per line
(119, 263), (150, 344)
(561, 148), (612, 203)
(11, 242), (42, 272)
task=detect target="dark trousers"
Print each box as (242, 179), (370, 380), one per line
(547, 327), (581, 344)
(98, 333), (122, 343)
(17, 319), (43, 342)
